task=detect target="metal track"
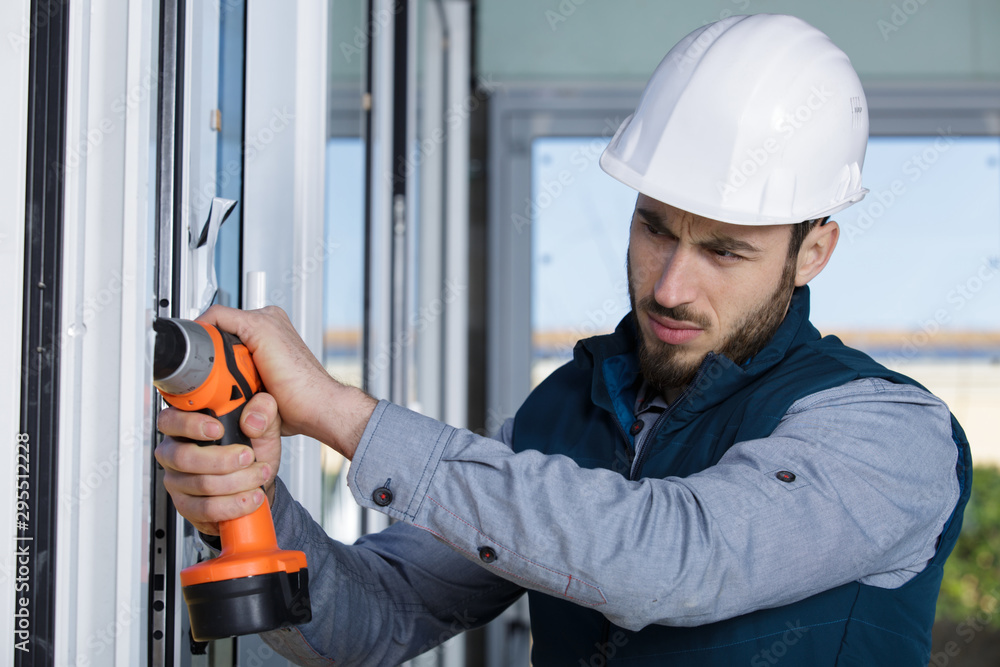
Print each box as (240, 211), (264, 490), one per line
(151, 0), (186, 664)
(16, 0), (70, 663)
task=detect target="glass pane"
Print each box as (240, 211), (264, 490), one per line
(213, 0), (247, 309)
(321, 0), (367, 540)
(810, 135), (1000, 466)
(530, 137), (637, 388)
(323, 137), (365, 389)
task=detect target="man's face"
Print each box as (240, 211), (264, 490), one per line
(627, 195), (800, 396)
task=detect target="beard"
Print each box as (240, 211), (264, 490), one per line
(627, 254), (797, 395)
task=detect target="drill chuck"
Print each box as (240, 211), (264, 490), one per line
(152, 318), (185, 379)
(153, 319), (215, 396)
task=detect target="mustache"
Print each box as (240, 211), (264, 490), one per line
(636, 296), (711, 330)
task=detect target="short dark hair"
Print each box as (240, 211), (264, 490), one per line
(787, 217), (829, 261)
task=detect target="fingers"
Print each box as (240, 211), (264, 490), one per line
(154, 435), (254, 476)
(196, 305), (349, 450)
(198, 304), (292, 354)
(197, 304), (257, 344)
(156, 406), (224, 441)
(164, 461), (270, 501)
(155, 438), (272, 535)
(197, 306), (333, 440)
(171, 489), (267, 537)
(155, 394), (283, 533)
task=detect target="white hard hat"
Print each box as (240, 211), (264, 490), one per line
(600, 14), (869, 226)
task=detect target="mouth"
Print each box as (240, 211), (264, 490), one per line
(646, 313), (704, 345)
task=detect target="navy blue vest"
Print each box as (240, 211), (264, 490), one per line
(512, 287), (971, 666)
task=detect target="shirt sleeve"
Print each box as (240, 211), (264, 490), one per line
(257, 477), (524, 666)
(347, 378), (960, 630)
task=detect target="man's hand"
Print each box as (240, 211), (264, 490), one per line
(154, 305), (378, 532)
(196, 305), (377, 457)
(198, 305), (339, 442)
(155, 392), (282, 535)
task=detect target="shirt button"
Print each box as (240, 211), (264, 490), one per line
(478, 546), (497, 563)
(372, 486), (393, 506)
(775, 470), (796, 483)
(629, 421), (644, 436)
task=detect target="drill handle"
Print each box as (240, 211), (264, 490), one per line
(198, 402), (254, 448)
(193, 329), (261, 448)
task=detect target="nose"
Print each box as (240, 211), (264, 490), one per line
(653, 244), (699, 309)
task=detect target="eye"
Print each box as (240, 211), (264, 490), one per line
(712, 248), (743, 262)
(642, 223), (677, 242)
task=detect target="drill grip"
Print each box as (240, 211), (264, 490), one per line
(198, 403), (253, 448)
(199, 329), (258, 447)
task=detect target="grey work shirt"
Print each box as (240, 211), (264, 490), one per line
(261, 378), (960, 666)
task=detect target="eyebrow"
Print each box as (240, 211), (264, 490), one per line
(636, 207), (764, 255)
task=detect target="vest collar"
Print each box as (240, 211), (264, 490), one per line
(574, 286), (821, 422)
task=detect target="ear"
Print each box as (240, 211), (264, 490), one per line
(794, 221), (839, 286)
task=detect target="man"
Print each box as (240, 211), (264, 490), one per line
(157, 14), (970, 666)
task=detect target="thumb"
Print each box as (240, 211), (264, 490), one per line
(240, 391), (281, 441)
(239, 392), (283, 493)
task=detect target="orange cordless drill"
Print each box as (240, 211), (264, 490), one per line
(153, 318), (311, 641)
